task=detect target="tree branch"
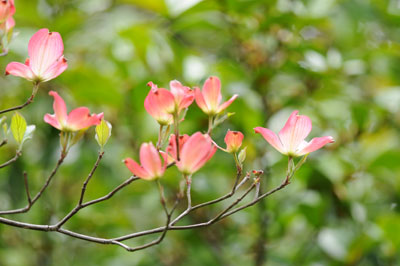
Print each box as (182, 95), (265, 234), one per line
(0, 150), (21, 169)
(0, 172), (290, 252)
(0, 153), (66, 215)
(0, 83), (39, 115)
(55, 152), (104, 228)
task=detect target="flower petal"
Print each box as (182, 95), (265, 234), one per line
(6, 16), (14, 31)
(43, 114), (61, 130)
(66, 107), (102, 131)
(170, 80), (194, 111)
(194, 87), (209, 113)
(202, 76), (222, 112)
(28, 29), (64, 77)
(144, 82), (175, 124)
(140, 143), (163, 178)
(40, 56), (68, 82)
(190, 143), (216, 173)
(166, 134), (189, 161)
(217, 94), (238, 113)
(178, 132), (215, 174)
(278, 110), (312, 154)
(124, 158), (151, 180)
(48, 91), (67, 126)
(254, 127), (285, 154)
(5, 62), (34, 81)
(296, 136), (334, 156)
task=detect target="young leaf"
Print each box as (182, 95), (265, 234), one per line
(21, 125), (36, 145)
(238, 147), (247, 165)
(11, 112), (27, 145)
(95, 120), (112, 149)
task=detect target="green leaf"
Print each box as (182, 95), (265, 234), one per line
(21, 125), (36, 146)
(11, 112), (27, 146)
(95, 120), (112, 149)
(238, 147), (247, 165)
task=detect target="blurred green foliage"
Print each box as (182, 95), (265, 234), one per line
(0, 0), (400, 265)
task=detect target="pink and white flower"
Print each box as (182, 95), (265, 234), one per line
(167, 132), (216, 174)
(124, 142), (167, 180)
(44, 91), (103, 132)
(224, 130), (244, 153)
(254, 110), (334, 157)
(195, 76), (238, 116)
(6, 28), (68, 83)
(144, 80), (194, 125)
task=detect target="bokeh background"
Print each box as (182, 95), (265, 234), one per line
(0, 0), (399, 265)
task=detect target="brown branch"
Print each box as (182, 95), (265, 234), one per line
(0, 153), (66, 215)
(23, 172), (32, 205)
(81, 175), (140, 208)
(55, 152), (104, 228)
(0, 84), (39, 115)
(0, 150), (21, 169)
(0, 172), (290, 252)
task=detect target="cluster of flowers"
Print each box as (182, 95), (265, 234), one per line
(0, 0), (15, 53)
(4, 28), (334, 182)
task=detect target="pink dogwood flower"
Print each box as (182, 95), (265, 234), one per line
(167, 132), (216, 175)
(144, 81), (194, 125)
(5, 28), (68, 83)
(224, 130), (244, 153)
(124, 142), (167, 180)
(195, 76), (238, 116)
(0, 0), (15, 24)
(44, 91), (103, 132)
(254, 110), (334, 157)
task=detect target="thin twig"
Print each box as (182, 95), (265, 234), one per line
(0, 173), (290, 253)
(79, 152), (104, 205)
(0, 83), (39, 115)
(55, 152), (104, 228)
(23, 172), (32, 205)
(191, 170), (248, 211)
(0, 151), (21, 169)
(174, 114), (180, 161)
(0, 153), (66, 215)
(81, 175), (140, 208)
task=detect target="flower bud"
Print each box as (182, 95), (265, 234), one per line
(224, 130), (244, 153)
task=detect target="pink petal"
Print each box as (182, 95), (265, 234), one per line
(28, 29), (64, 77)
(170, 80), (194, 111)
(217, 94), (238, 113)
(40, 56), (68, 82)
(178, 132), (215, 174)
(166, 134), (189, 161)
(190, 144), (216, 173)
(49, 91), (67, 126)
(297, 136), (334, 156)
(6, 16), (14, 31)
(202, 76), (222, 112)
(254, 127), (285, 154)
(5, 62), (34, 81)
(278, 110), (312, 153)
(194, 87), (209, 113)
(140, 143), (163, 178)
(43, 114), (61, 130)
(124, 158), (151, 180)
(144, 83), (175, 125)
(66, 107), (102, 131)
